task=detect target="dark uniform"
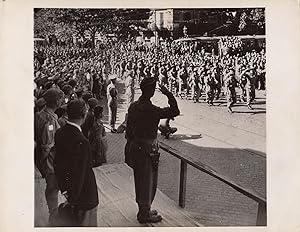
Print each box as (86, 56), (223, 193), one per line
(125, 77), (180, 223)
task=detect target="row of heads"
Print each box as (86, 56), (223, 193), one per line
(36, 88), (104, 119)
(36, 75), (153, 108)
(62, 99), (104, 121)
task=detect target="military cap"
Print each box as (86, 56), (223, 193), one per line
(44, 81), (54, 90)
(75, 87), (83, 94)
(140, 77), (158, 91)
(36, 77), (47, 87)
(82, 92), (93, 102)
(88, 98), (99, 109)
(109, 74), (117, 80)
(43, 88), (64, 103)
(61, 85), (73, 95)
(67, 99), (87, 120)
(68, 79), (77, 88)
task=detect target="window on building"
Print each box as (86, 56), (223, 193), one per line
(159, 12), (164, 28)
(183, 12), (191, 21)
(201, 14), (208, 23)
(208, 15), (217, 23)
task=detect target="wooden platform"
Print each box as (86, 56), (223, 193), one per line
(35, 164), (202, 227)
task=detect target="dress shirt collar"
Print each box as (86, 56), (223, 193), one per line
(67, 121), (82, 132)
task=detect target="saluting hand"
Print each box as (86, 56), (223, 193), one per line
(158, 84), (172, 96)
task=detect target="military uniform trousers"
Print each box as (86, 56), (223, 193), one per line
(126, 140), (159, 207)
(108, 100), (117, 128)
(226, 87), (237, 108)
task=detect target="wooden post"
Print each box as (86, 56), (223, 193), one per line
(256, 201), (267, 226)
(179, 160), (187, 208)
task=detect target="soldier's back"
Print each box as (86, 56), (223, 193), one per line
(127, 99), (160, 140)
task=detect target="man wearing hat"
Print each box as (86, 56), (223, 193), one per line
(54, 100), (99, 226)
(107, 74), (118, 133)
(125, 77), (180, 223)
(34, 88), (64, 225)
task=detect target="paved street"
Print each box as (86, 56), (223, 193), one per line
(101, 79), (266, 226)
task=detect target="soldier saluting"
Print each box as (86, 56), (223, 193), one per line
(125, 77), (180, 223)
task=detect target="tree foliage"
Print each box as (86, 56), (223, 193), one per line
(34, 8), (151, 45)
(236, 8), (265, 34)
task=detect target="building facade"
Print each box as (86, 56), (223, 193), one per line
(153, 9), (232, 39)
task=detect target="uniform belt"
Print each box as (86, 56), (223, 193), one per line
(132, 137), (157, 145)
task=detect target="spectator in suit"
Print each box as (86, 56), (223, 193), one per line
(54, 99), (99, 227)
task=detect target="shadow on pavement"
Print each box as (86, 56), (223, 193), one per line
(232, 110), (266, 114)
(167, 134), (202, 140)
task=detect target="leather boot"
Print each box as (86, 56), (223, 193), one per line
(137, 204), (162, 223)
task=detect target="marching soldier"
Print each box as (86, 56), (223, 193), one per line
(167, 65), (177, 94)
(204, 69), (215, 106)
(224, 69), (237, 113)
(245, 68), (256, 110)
(239, 66), (248, 103)
(158, 64), (168, 86)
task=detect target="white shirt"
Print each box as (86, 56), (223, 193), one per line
(67, 121), (82, 132)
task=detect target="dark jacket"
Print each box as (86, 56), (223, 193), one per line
(125, 95), (180, 141)
(54, 123), (99, 210)
(125, 94), (180, 167)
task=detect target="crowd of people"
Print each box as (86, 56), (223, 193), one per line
(34, 38), (266, 114)
(34, 36), (266, 226)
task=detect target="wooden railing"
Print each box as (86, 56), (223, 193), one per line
(158, 141), (266, 226)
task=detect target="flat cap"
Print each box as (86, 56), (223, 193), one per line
(43, 88), (64, 103)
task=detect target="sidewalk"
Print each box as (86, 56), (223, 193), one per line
(34, 164), (202, 227)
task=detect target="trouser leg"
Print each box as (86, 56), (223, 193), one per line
(45, 174), (59, 214)
(133, 156), (153, 208)
(251, 86), (256, 101)
(111, 106), (117, 128)
(246, 88), (251, 105)
(191, 86), (196, 100)
(109, 104), (117, 129)
(133, 152), (161, 223)
(45, 173), (59, 226)
(151, 163), (158, 203)
(74, 206), (98, 227)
